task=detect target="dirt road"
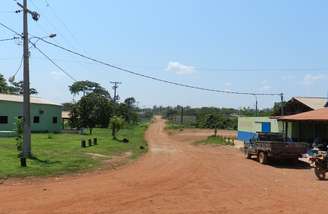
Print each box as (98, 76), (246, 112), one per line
(0, 117), (327, 214)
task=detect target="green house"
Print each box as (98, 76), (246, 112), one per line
(0, 94), (62, 133)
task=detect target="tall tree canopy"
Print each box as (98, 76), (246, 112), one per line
(0, 74), (8, 93)
(0, 74), (38, 95)
(69, 81), (110, 98)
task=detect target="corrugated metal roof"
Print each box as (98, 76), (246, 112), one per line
(293, 96), (327, 110)
(0, 93), (61, 106)
(278, 107), (328, 121)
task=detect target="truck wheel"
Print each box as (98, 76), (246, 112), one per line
(314, 167), (326, 180)
(244, 149), (251, 159)
(258, 152), (268, 164)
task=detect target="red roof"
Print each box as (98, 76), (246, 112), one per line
(278, 108), (328, 122)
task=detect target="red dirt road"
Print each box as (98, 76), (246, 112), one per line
(0, 117), (327, 214)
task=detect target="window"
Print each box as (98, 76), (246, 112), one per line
(52, 117), (58, 124)
(33, 116), (40, 123)
(0, 116), (8, 124)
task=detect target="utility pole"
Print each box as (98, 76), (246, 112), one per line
(17, 0), (40, 166)
(110, 81), (121, 103)
(110, 81), (121, 138)
(280, 93), (284, 116)
(254, 95), (258, 117)
(180, 106), (184, 124)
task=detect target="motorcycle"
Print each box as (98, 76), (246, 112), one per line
(309, 150), (328, 180)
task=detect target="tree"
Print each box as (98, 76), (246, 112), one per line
(69, 80), (110, 98)
(204, 114), (223, 136)
(110, 116), (124, 140)
(62, 102), (74, 111)
(124, 97), (136, 108)
(7, 81), (38, 95)
(68, 104), (81, 129)
(0, 74), (8, 93)
(117, 97), (139, 124)
(74, 93), (112, 134)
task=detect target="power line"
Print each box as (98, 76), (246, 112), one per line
(37, 37), (282, 97)
(0, 21), (77, 82)
(0, 21), (283, 97)
(0, 36), (19, 42)
(30, 42), (77, 82)
(0, 22), (21, 36)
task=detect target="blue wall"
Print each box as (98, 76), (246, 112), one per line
(237, 131), (257, 142)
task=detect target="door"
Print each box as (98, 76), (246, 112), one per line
(262, 122), (271, 133)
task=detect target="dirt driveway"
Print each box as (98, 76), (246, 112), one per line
(0, 117), (327, 214)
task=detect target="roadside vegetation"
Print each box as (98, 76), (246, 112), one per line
(194, 135), (234, 146)
(0, 77), (154, 178)
(0, 124), (148, 178)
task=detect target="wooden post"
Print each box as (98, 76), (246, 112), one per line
(81, 140), (86, 148)
(93, 138), (97, 145)
(88, 139), (92, 147)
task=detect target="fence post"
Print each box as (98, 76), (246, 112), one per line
(81, 140), (86, 148)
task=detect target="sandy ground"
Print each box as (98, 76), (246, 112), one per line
(0, 117), (327, 214)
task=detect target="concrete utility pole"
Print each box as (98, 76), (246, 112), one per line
(110, 81), (121, 103)
(180, 106), (184, 124)
(17, 0), (40, 166)
(255, 95), (258, 117)
(280, 93), (284, 116)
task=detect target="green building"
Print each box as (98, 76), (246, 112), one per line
(237, 117), (282, 141)
(0, 94), (62, 133)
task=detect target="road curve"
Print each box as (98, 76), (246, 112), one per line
(1, 117), (328, 214)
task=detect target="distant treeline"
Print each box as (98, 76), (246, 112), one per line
(145, 105), (277, 130)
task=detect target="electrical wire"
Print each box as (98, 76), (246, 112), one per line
(37, 37), (282, 97)
(12, 54), (23, 79)
(0, 21), (77, 82)
(0, 21), (283, 97)
(0, 37), (19, 42)
(29, 42), (77, 82)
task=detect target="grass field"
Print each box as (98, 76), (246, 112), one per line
(195, 135), (234, 146)
(0, 123), (148, 179)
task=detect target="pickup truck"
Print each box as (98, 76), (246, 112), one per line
(244, 132), (308, 164)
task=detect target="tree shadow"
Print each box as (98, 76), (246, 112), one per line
(29, 156), (62, 165)
(114, 138), (129, 144)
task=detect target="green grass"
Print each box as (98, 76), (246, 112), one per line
(0, 123), (149, 179)
(194, 135), (234, 146)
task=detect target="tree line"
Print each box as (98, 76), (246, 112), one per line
(150, 105), (275, 130)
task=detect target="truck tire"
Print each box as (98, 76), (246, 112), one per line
(314, 167), (326, 180)
(258, 152), (268, 164)
(244, 149), (251, 159)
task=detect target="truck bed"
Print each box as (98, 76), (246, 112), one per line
(255, 141), (308, 158)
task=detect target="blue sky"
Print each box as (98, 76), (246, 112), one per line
(0, 0), (328, 109)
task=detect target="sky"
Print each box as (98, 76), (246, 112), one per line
(0, 0), (328, 109)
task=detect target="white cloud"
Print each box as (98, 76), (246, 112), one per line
(301, 74), (326, 85)
(166, 61), (195, 75)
